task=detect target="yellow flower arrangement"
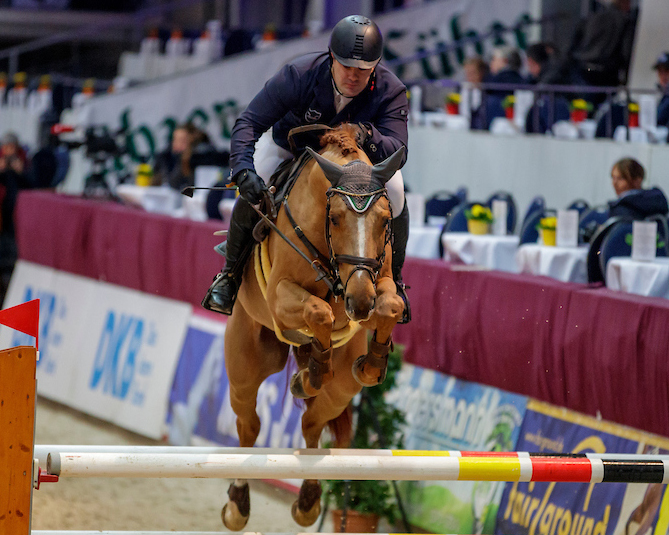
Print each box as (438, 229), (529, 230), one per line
(570, 98), (593, 112)
(628, 101), (640, 113)
(445, 92), (461, 104)
(465, 204), (494, 223)
(536, 216), (557, 230)
(501, 95), (515, 109)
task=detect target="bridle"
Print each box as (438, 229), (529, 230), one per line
(324, 185), (392, 296)
(281, 181), (392, 299)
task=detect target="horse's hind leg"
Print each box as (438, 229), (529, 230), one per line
(222, 304), (290, 531)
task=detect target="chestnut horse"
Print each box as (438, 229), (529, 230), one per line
(221, 124), (405, 530)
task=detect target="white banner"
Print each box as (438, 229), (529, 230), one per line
(67, 0), (530, 187)
(0, 261), (192, 439)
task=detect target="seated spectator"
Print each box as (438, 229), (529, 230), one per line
(0, 132), (32, 303)
(566, 0), (636, 89)
(153, 123), (226, 192)
(608, 157), (668, 219)
(526, 43), (551, 85)
(653, 52), (669, 129)
(463, 56), (489, 130)
(483, 46), (524, 128)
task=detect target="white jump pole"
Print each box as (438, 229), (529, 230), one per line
(48, 452), (462, 481)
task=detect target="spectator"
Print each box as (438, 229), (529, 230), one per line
(153, 123), (226, 192)
(463, 56), (489, 130)
(526, 43), (551, 84)
(608, 157), (668, 219)
(567, 0), (636, 89)
(653, 52), (669, 129)
(0, 132), (31, 303)
(482, 46), (524, 128)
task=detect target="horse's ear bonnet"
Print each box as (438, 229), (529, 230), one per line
(306, 146), (405, 189)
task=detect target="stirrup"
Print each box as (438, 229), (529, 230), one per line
(395, 280), (411, 324)
(201, 272), (238, 316)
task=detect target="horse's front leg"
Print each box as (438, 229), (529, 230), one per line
(271, 279), (334, 398)
(355, 276), (404, 386)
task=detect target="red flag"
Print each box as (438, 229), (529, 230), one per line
(0, 299), (40, 350)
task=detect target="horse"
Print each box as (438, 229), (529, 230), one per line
(221, 124), (405, 530)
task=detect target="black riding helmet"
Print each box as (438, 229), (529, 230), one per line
(329, 15), (383, 70)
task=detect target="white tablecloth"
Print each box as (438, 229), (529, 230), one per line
(606, 257), (669, 298)
(441, 233), (520, 272)
(406, 225), (442, 259)
(516, 244), (589, 283)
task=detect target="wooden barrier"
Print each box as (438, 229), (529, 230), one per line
(1, 346), (37, 535)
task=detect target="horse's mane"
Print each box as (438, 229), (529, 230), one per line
(319, 124), (360, 157)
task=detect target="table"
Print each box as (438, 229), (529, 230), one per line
(606, 257), (669, 298)
(406, 225), (442, 259)
(441, 233), (519, 272)
(516, 244), (589, 283)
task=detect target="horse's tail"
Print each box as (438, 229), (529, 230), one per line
(327, 404), (353, 448)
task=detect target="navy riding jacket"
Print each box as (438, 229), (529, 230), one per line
(229, 52), (409, 177)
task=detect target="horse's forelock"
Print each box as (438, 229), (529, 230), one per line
(319, 124), (359, 157)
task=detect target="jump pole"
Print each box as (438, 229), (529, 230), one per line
(46, 450), (669, 484)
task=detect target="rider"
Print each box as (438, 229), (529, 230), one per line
(202, 14), (411, 323)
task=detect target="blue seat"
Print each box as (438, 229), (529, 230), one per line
(424, 191), (461, 224)
(598, 220), (634, 281)
(646, 214), (669, 257)
(443, 202), (473, 233)
(519, 209), (545, 245)
(485, 191), (517, 234)
(586, 216), (629, 283)
(579, 205), (610, 244)
(566, 198), (590, 216)
(521, 196), (545, 232)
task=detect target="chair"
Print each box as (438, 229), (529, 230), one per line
(519, 209), (545, 245)
(579, 205), (610, 244)
(521, 196), (545, 230)
(586, 216), (628, 283)
(485, 191), (517, 234)
(566, 199), (590, 216)
(424, 190), (461, 225)
(598, 220), (633, 282)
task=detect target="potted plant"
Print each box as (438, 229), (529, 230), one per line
(569, 99), (593, 123)
(325, 346), (406, 533)
(445, 92), (461, 115)
(465, 204), (494, 235)
(501, 95), (515, 120)
(537, 216), (557, 246)
(628, 101), (640, 128)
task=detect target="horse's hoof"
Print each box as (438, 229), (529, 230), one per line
(290, 369), (319, 399)
(221, 502), (250, 531)
(352, 354), (383, 387)
(291, 497), (321, 527)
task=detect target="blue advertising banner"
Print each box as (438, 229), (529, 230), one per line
(167, 315), (305, 449)
(386, 363), (528, 534)
(496, 402), (640, 535)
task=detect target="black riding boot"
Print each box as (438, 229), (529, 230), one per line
(391, 200), (411, 324)
(202, 199), (259, 315)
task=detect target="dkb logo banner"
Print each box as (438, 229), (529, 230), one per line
(167, 314), (305, 451)
(0, 260), (191, 439)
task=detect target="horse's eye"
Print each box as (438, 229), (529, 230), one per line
(330, 215), (340, 226)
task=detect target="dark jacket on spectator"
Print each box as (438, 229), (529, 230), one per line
(608, 187), (669, 220)
(482, 69), (525, 129)
(658, 89), (669, 129)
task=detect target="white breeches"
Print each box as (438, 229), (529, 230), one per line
(253, 131), (405, 217)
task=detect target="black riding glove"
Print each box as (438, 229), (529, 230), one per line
(353, 122), (372, 147)
(233, 168), (267, 205)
